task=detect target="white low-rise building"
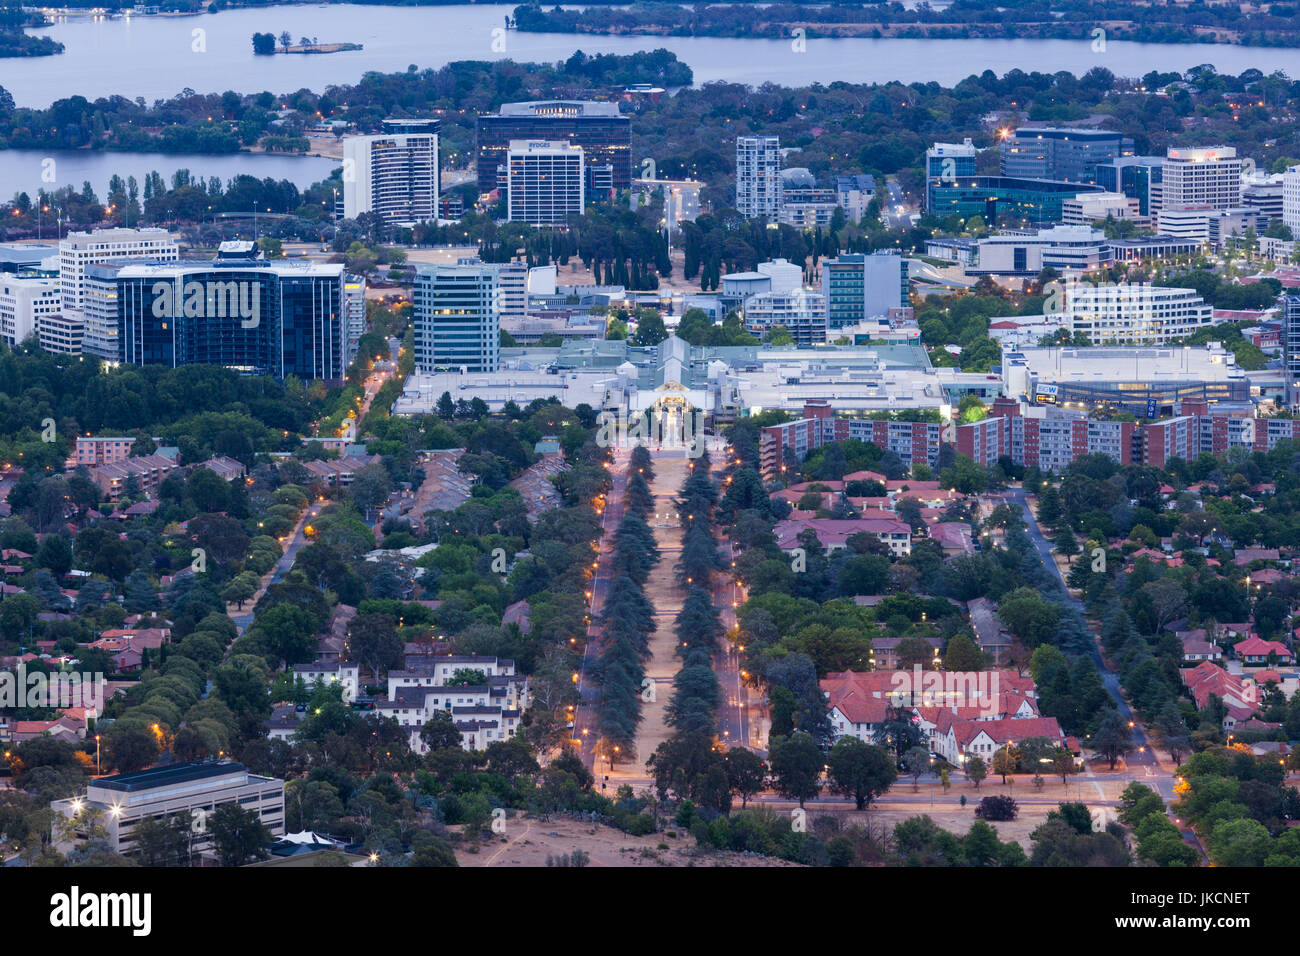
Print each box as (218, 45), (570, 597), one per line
(0, 273), (60, 347)
(1059, 280), (1214, 345)
(293, 660), (362, 703)
(381, 655), (529, 753)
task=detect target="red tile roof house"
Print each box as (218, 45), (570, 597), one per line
(774, 517), (912, 557)
(1250, 569), (1290, 586)
(1233, 637), (1294, 667)
(501, 599), (531, 634)
(96, 627), (171, 650)
(1181, 661), (1259, 718)
(929, 521), (974, 555)
(1234, 548), (1280, 567)
(11, 716), (84, 743)
(941, 716), (1072, 768)
(112, 648), (145, 670)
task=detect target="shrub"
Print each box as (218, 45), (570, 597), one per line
(975, 795), (1019, 821)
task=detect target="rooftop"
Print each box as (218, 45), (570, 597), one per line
(91, 759), (248, 793)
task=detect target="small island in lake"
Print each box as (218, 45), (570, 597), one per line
(251, 32), (363, 56)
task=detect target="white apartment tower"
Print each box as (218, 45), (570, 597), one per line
(344, 275), (367, 364)
(60, 227), (179, 360)
(1161, 147), (1243, 212)
(1282, 165), (1300, 238)
(736, 135), (781, 219)
(506, 140), (585, 226)
(342, 119), (440, 225)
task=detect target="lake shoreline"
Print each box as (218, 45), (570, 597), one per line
(11, 4), (1300, 108)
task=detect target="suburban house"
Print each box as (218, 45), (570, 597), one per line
(937, 715), (1071, 767)
(774, 517), (912, 557)
(1233, 637), (1294, 667)
(1176, 628), (1223, 663)
(928, 521), (974, 556)
(967, 597), (1013, 664)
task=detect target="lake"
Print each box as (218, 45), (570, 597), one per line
(0, 148), (339, 203)
(4, 3), (1299, 109)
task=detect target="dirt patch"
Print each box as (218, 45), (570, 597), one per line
(453, 815), (799, 867)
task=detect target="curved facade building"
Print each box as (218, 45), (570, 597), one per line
(114, 259), (347, 383)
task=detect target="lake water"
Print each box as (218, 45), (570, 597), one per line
(5, 3), (1299, 109)
(0, 148), (339, 202)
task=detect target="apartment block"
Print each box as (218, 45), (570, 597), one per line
(741, 289), (827, 345)
(51, 761), (285, 858)
(956, 396), (1300, 472)
(76, 435), (135, 466)
(1061, 281), (1214, 346)
(759, 400), (941, 479)
(736, 135), (781, 219)
(342, 118), (440, 225)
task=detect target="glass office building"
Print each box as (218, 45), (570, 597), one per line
(929, 176), (1104, 226)
(998, 127), (1134, 184)
(116, 260), (346, 382)
(413, 264), (500, 373)
(476, 101), (631, 195)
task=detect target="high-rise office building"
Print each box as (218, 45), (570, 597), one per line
(1096, 156), (1165, 217)
(998, 127), (1134, 183)
(413, 264), (500, 374)
(476, 101), (630, 195)
(342, 119), (440, 225)
(115, 259), (347, 382)
(60, 227), (180, 360)
(506, 140), (585, 225)
(925, 139), (977, 212)
(1160, 146), (1243, 212)
(1284, 295), (1300, 408)
(820, 252), (909, 330)
(59, 227), (179, 314)
(736, 135), (781, 219)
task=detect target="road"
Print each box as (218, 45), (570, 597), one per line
(882, 179), (915, 230)
(1002, 487), (1158, 770)
(231, 498), (326, 634)
(713, 440), (760, 755)
(570, 447), (628, 769)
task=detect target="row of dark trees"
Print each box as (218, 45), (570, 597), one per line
(593, 445), (660, 763)
(667, 447), (724, 739)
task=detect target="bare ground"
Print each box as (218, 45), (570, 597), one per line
(453, 816), (799, 867)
